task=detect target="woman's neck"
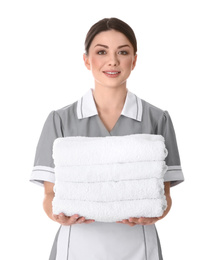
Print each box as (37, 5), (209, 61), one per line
(92, 86), (128, 113)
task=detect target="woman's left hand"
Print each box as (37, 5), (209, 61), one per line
(116, 217), (159, 226)
(116, 182), (172, 226)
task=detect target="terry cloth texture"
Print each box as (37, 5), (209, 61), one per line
(52, 134), (168, 222)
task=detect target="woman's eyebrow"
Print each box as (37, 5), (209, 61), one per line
(94, 44), (108, 48)
(118, 44), (131, 49)
(94, 44), (131, 49)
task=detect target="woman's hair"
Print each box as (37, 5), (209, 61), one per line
(84, 17), (137, 55)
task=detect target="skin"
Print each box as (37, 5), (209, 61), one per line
(83, 30), (137, 92)
(43, 29), (172, 226)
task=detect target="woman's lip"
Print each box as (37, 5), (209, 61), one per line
(103, 71), (121, 78)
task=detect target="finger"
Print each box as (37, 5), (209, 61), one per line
(76, 216), (85, 224)
(138, 217), (147, 224)
(116, 221), (136, 226)
(129, 217), (157, 225)
(84, 219), (95, 224)
(57, 213), (75, 225)
(58, 213), (68, 224)
(143, 217), (159, 225)
(129, 217), (140, 224)
(53, 214), (59, 221)
(68, 214), (80, 225)
(150, 217), (159, 224)
(116, 219), (136, 226)
(122, 219), (136, 226)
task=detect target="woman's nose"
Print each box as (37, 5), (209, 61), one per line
(108, 53), (119, 66)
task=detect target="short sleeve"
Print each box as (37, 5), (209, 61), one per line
(30, 111), (63, 186)
(156, 111), (184, 187)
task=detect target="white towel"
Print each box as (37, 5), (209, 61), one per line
(52, 134), (168, 166)
(52, 134), (168, 222)
(55, 161), (168, 182)
(52, 198), (167, 222)
(54, 179), (165, 201)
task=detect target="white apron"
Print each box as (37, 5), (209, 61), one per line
(55, 222), (161, 260)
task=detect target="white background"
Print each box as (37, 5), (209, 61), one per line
(0, 0), (221, 259)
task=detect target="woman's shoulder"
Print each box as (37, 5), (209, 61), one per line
(53, 100), (78, 120)
(140, 98), (167, 120)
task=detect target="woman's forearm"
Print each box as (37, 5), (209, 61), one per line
(43, 182), (56, 221)
(43, 193), (55, 221)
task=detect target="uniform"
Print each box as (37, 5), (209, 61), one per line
(30, 88), (184, 260)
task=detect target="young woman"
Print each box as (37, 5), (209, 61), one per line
(30, 17), (184, 260)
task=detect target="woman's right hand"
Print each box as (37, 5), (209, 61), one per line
(44, 182), (95, 225)
(53, 213), (95, 226)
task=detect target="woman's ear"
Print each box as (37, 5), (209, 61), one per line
(83, 53), (91, 70)
(132, 54), (138, 71)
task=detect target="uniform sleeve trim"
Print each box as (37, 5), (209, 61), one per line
(167, 165), (182, 171)
(30, 166), (55, 187)
(164, 165), (184, 187)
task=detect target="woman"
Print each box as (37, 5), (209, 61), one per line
(30, 17), (184, 260)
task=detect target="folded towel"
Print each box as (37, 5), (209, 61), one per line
(52, 134), (168, 222)
(55, 161), (168, 183)
(52, 134), (168, 166)
(52, 198), (167, 222)
(54, 178), (165, 201)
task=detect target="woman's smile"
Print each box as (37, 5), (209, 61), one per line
(103, 70), (121, 78)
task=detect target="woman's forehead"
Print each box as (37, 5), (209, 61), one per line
(90, 30), (132, 48)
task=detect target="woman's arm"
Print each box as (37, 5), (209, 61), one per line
(43, 181), (56, 221)
(43, 181), (95, 225)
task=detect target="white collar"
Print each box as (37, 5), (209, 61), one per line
(77, 88), (142, 122)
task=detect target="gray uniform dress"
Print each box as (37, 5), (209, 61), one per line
(30, 88), (184, 260)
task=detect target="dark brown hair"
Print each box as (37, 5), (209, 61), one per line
(84, 17), (137, 55)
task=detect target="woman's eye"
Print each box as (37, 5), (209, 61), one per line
(119, 51), (128, 55)
(97, 50), (107, 55)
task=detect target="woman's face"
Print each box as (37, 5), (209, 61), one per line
(83, 30), (137, 90)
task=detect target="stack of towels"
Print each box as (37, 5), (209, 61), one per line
(52, 134), (168, 222)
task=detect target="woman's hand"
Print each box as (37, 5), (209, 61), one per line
(43, 182), (95, 225)
(53, 213), (95, 226)
(116, 217), (159, 226)
(116, 182), (172, 226)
